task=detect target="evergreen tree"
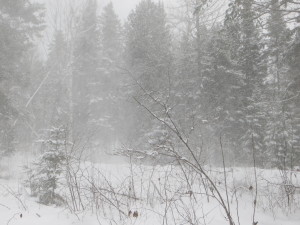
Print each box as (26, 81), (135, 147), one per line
(47, 31), (70, 127)
(26, 126), (67, 205)
(33, 30), (70, 132)
(171, 1), (243, 163)
(100, 3), (123, 63)
(172, 6), (202, 151)
(200, 26), (245, 163)
(72, 0), (100, 138)
(0, 0), (44, 156)
(173, 19), (226, 161)
(125, 0), (172, 150)
(264, 0), (293, 168)
(283, 18), (300, 168)
(95, 2), (124, 150)
(224, 0), (267, 164)
(0, 92), (15, 157)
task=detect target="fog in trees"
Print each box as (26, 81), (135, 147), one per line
(0, 0), (299, 224)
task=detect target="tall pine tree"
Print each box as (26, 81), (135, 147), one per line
(224, 0), (267, 165)
(96, 2), (124, 151)
(264, 0), (293, 168)
(0, 0), (44, 156)
(72, 0), (100, 139)
(125, 0), (173, 152)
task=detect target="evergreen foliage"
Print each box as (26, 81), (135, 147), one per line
(0, 0), (44, 156)
(125, 0), (172, 151)
(26, 126), (67, 205)
(72, 0), (100, 137)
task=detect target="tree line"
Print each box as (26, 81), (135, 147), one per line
(0, 0), (299, 169)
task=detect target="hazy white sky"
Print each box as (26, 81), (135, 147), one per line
(100, 0), (146, 20)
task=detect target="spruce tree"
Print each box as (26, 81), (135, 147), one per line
(26, 126), (67, 205)
(172, 8), (202, 148)
(284, 19), (300, 169)
(72, 0), (100, 138)
(264, 0), (292, 168)
(225, 0), (267, 165)
(125, 0), (172, 150)
(0, 0), (44, 156)
(95, 2), (124, 150)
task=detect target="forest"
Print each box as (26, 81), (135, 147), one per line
(0, 0), (299, 224)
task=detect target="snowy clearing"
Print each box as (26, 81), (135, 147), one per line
(1, 161), (300, 225)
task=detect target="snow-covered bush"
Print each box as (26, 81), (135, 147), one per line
(25, 126), (68, 205)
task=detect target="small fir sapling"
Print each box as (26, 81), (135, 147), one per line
(25, 126), (67, 205)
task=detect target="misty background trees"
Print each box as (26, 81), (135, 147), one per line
(0, 0), (299, 169)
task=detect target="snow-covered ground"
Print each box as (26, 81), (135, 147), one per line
(1, 157), (300, 225)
